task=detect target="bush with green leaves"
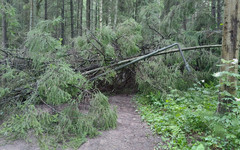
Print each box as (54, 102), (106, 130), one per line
(136, 78), (240, 149)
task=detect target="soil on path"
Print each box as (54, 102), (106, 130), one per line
(80, 95), (161, 150)
(0, 95), (161, 150)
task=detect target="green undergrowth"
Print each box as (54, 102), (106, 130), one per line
(136, 83), (240, 150)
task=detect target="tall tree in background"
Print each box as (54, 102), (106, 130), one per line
(80, 0), (83, 36)
(61, 0), (65, 45)
(99, 0), (103, 29)
(70, 0), (74, 39)
(30, 0), (34, 30)
(218, 0), (240, 114)
(114, 0), (118, 29)
(211, 0), (216, 27)
(86, 0), (91, 30)
(2, 0), (8, 48)
(217, 0), (222, 29)
(108, 0), (112, 26)
(44, 0), (47, 20)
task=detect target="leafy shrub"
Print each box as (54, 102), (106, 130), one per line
(136, 84), (240, 149)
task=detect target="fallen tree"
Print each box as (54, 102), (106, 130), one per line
(82, 44), (221, 78)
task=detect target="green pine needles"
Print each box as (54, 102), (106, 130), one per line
(0, 19), (117, 149)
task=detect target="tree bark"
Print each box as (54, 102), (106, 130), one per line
(44, 0), (47, 20)
(212, 0), (216, 25)
(217, 0), (222, 29)
(61, 0), (65, 45)
(77, 0), (80, 35)
(108, 0), (112, 26)
(135, 0), (139, 21)
(86, 0), (91, 30)
(80, 0), (83, 36)
(70, 0), (74, 38)
(30, 0), (34, 30)
(2, 0), (8, 48)
(218, 0), (240, 114)
(95, 0), (98, 29)
(99, 0), (103, 29)
(113, 0), (118, 29)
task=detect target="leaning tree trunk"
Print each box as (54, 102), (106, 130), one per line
(2, 0), (8, 48)
(218, 0), (240, 114)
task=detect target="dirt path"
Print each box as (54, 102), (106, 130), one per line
(0, 95), (161, 150)
(80, 95), (161, 150)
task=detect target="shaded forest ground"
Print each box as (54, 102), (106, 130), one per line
(0, 95), (161, 150)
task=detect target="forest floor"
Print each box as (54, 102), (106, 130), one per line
(0, 95), (161, 150)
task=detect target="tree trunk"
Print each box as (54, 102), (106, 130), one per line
(70, 0), (74, 38)
(108, 0), (112, 26)
(113, 0), (118, 29)
(61, 0), (65, 45)
(183, 16), (187, 30)
(44, 0), (47, 20)
(99, 0), (103, 29)
(95, 0), (98, 29)
(217, 0), (222, 29)
(30, 0), (34, 30)
(2, 0), (8, 48)
(86, 0), (91, 30)
(218, 0), (240, 114)
(80, 0), (83, 36)
(77, 0), (80, 35)
(135, 0), (138, 21)
(211, 0), (216, 25)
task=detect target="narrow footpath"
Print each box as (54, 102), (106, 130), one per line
(80, 95), (161, 150)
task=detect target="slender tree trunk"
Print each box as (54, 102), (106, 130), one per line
(95, 0), (98, 29)
(2, 0), (8, 48)
(183, 17), (187, 30)
(212, 0), (216, 25)
(114, 0), (118, 29)
(99, 0), (103, 29)
(30, 0), (34, 30)
(70, 0), (74, 38)
(218, 0), (240, 114)
(44, 0), (48, 20)
(61, 0), (65, 45)
(217, 0), (222, 29)
(108, 0), (112, 26)
(86, 0), (91, 30)
(77, 0), (80, 35)
(80, 0), (83, 36)
(135, 0), (138, 21)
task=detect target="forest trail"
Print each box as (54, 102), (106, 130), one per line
(0, 95), (161, 150)
(80, 95), (161, 150)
